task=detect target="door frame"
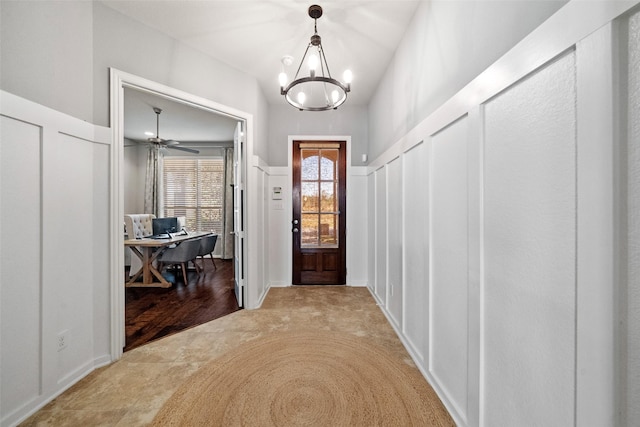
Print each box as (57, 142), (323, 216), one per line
(109, 68), (252, 361)
(287, 135), (352, 285)
(233, 122), (245, 307)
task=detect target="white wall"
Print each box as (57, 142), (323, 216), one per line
(0, 1), (268, 159)
(386, 157), (403, 326)
(483, 51), (576, 426)
(373, 167), (387, 303)
(430, 118), (469, 422)
(346, 170), (369, 287)
(366, 172), (376, 293)
(92, 2), (269, 160)
(368, 0), (567, 160)
(267, 104), (368, 166)
(0, 0), (94, 123)
(123, 141), (145, 215)
(365, 2), (640, 426)
(402, 141), (428, 364)
(92, 141), (111, 360)
(0, 92), (111, 427)
(627, 9), (640, 425)
(266, 168), (290, 287)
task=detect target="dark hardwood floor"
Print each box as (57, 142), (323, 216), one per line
(124, 258), (240, 352)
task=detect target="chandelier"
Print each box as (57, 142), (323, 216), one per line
(279, 5), (352, 111)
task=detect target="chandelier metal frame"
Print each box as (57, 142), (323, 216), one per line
(279, 5), (351, 111)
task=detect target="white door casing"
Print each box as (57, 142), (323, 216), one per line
(109, 68), (251, 360)
(233, 121), (244, 307)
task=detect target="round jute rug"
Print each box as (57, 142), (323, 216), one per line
(152, 330), (453, 426)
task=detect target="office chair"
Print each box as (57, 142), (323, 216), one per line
(156, 238), (200, 285)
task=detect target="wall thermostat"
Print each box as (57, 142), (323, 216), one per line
(272, 186), (282, 200)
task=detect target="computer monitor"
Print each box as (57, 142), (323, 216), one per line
(152, 217), (178, 235)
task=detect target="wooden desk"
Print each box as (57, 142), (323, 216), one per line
(124, 231), (212, 288)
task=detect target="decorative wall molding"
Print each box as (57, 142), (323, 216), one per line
(1, 90), (111, 427)
(365, 3), (639, 425)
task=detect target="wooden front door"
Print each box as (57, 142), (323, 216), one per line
(292, 141), (346, 285)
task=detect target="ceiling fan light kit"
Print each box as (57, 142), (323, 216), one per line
(149, 107), (199, 154)
(279, 5), (352, 111)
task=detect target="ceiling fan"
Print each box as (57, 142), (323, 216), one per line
(147, 107), (199, 154)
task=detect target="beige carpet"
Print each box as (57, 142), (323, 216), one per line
(21, 286), (454, 426)
(152, 329), (453, 426)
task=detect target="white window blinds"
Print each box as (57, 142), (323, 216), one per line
(163, 157), (224, 233)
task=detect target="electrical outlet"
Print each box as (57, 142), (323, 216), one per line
(57, 330), (69, 352)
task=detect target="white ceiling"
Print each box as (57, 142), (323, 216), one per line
(124, 88), (239, 144)
(110, 0), (422, 145)
(103, 0), (421, 107)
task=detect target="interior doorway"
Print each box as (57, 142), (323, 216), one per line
(110, 68), (250, 361)
(292, 140), (347, 285)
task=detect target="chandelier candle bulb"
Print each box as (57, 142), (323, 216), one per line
(308, 55), (318, 76)
(279, 72), (288, 88)
(343, 69), (353, 90)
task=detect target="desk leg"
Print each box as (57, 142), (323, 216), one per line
(142, 247), (153, 284)
(128, 267), (143, 284)
(126, 246), (172, 288)
(146, 247), (172, 287)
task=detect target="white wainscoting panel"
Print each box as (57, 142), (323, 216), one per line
(574, 22), (621, 425)
(346, 170), (368, 286)
(92, 142), (111, 359)
(363, 4), (639, 426)
(402, 142), (428, 362)
(267, 171), (291, 288)
(375, 167), (387, 304)
(255, 166), (267, 299)
(0, 92), (111, 426)
(0, 116), (43, 416)
(482, 51), (577, 426)
(628, 9), (640, 425)
(429, 117), (469, 423)
(367, 172), (376, 293)
(43, 133), (95, 381)
(386, 157), (403, 326)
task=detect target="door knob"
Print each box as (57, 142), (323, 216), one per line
(292, 219), (299, 225)
(292, 228), (299, 233)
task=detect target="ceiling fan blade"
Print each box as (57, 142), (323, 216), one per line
(149, 107), (193, 152)
(167, 145), (200, 154)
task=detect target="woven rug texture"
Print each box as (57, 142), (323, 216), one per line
(152, 330), (454, 426)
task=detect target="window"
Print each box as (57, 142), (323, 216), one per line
(163, 157), (224, 233)
(300, 148), (339, 247)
